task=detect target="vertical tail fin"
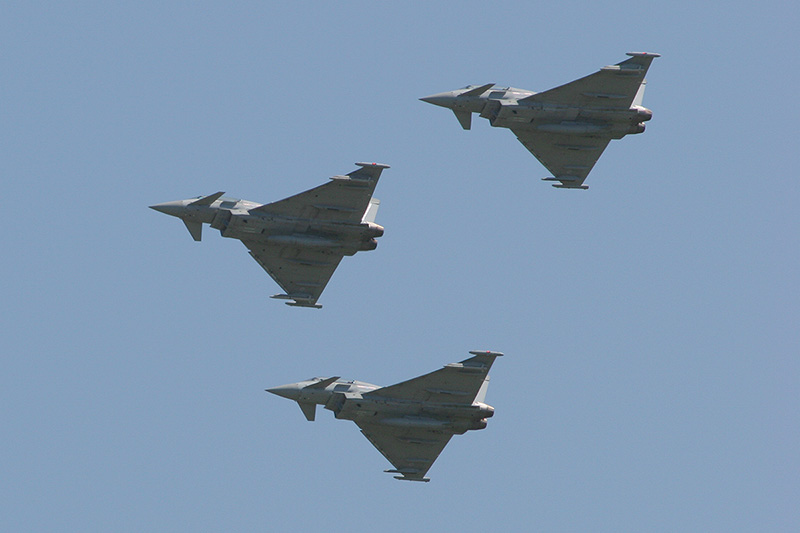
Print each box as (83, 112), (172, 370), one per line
(632, 79), (647, 107)
(475, 375), (490, 404)
(362, 197), (380, 223)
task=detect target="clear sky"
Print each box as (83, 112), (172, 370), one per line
(2, 1), (798, 531)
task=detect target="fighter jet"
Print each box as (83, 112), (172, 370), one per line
(150, 162), (389, 308)
(421, 52), (660, 189)
(267, 350), (503, 482)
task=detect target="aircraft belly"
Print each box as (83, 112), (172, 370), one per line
(492, 103), (642, 134)
(345, 409), (452, 431)
(336, 398), (490, 432)
(335, 398), (426, 423)
(226, 218), (372, 252)
(494, 105), (580, 122)
(232, 230), (358, 252)
(379, 417), (449, 429)
(265, 234), (340, 248)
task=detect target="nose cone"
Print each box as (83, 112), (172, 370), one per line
(149, 200), (186, 218)
(266, 383), (301, 401)
(419, 91), (457, 109)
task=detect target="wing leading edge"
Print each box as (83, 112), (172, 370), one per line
(364, 350), (503, 405)
(250, 163), (388, 223)
(519, 52), (660, 110)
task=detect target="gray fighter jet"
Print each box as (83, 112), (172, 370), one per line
(421, 52), (660, 189)
(267, 350), (503, 482)
(150, 162), (389, 308)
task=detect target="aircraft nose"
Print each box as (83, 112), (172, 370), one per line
(419, 92), (456, 108)
(149, 201), (186, 218)
(266, 384), (301, 401)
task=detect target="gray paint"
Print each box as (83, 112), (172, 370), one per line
(151, 162), (389, 308)
(267, 350), (503, 482)
(421, 52), (660, 189)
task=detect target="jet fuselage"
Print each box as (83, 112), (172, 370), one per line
(151, 196), (384, 255)
(422, 85), (652, 139)
(151, 162), (388, 308)
(268, 378), (494, 434)
(267, 350), (502, 481)
(420, 52), (659, 189)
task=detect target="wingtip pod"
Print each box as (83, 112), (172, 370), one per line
(336, 162), (390, 184)
(384, 470), (431, 482)
(447, 350), (503, 373)
(626, 51), (661, 58)
(354, 162), (390, 169)
(468, 350), (504, 357)
(286, 301), (323, 309)
(552, 184), (589, 190)
(602, 52), (660, 75)
(271, 293), (323, 309)
(542, 177), (589, 190)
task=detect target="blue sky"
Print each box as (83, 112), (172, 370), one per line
(2, 1), (798, 531)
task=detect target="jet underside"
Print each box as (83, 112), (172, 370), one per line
(212, 211), (382, 256)
(151, 162), (388, 308)
(326, 393), (494, 434)
(267, 350), (503, 482)
(421, 52), (659, 189)
(484, 102), (651, 139)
